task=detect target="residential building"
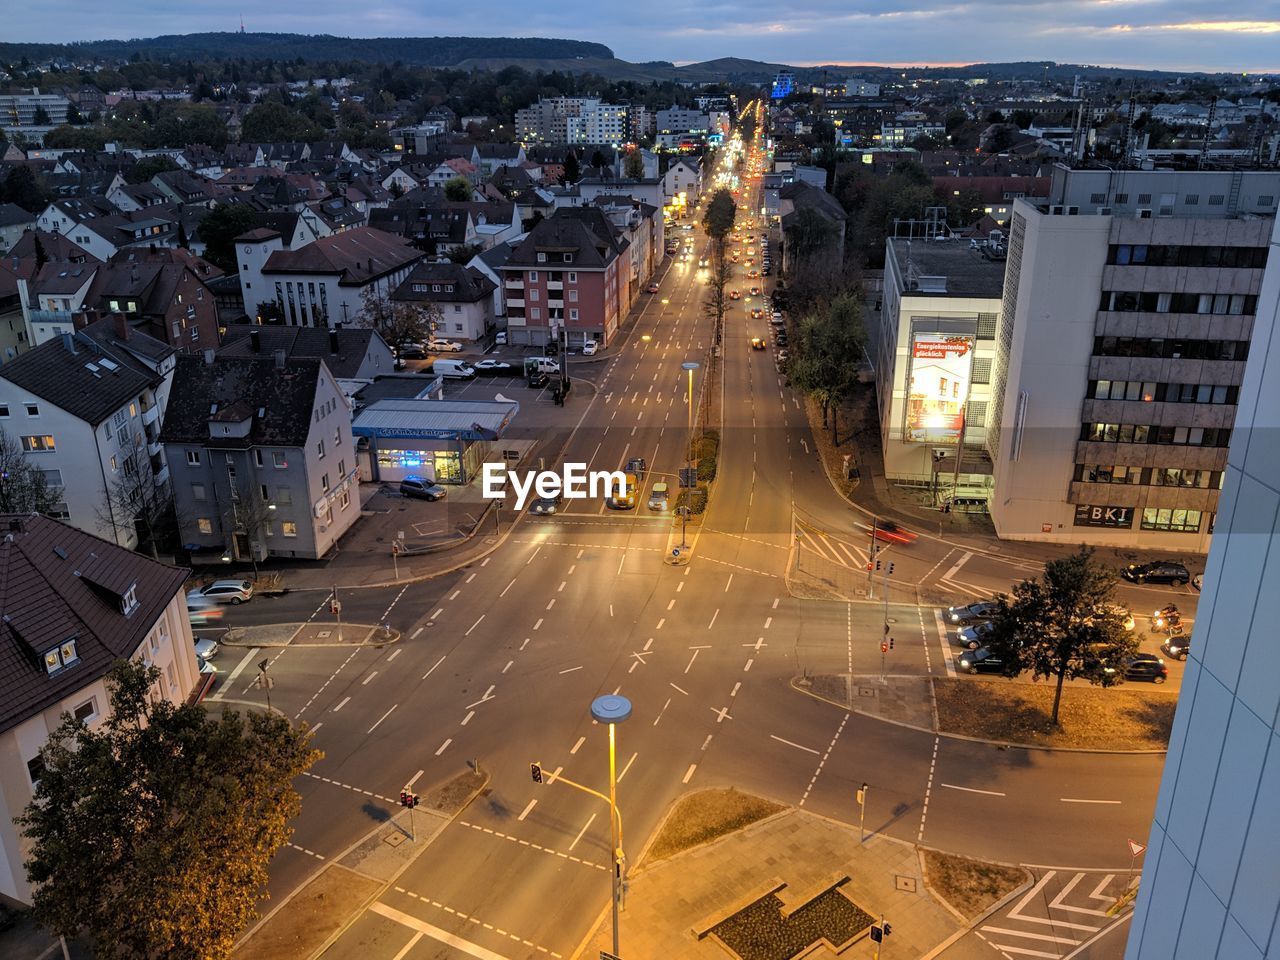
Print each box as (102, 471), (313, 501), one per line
(879, 235), (1007, 498)
(0, 318), (175, 549)
(0, 513), (199, 905)
(988, 165), (1279, 551)
(655, 109), (710, 137)
(468, 240), (519, 326)
(778, 182), (849, 274)
(0, 203), (35, 253)
(391, 262), (497, 343)
(1123, 213), (1279, 960)
(217, 324), (397, 381)
(879, 119), (947, 147)
(567, 103), (630, 148)
(240, 225), (425, 328)
(0, 88), (70, 141)
(516, 97), (608, 146)
(80, 247), (222, 352)
(161, 353), (358, 564)
(662, 158), (702, 204)
(500, 208), (632, 348)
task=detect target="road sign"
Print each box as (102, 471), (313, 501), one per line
(870, 926), (883, 943)
(679, 467), (698, 488)
(856, 788), (865, 805)
(1128, 839), (1147, 857)
(672, 548), (681, 558)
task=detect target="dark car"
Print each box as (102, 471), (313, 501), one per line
(1120, 653), (1168, 683)
(625, 457), (647, 481)
(953, 621), (996, 649)
(957, 647), (1015, 675)
(530, 493), (563, 516)
(527, 371), (550, 388)
(399, 476), (447, 501)
(1121, 561), (1192, 586)
(1161, 635), (1191, 661)
(397, 342), (427, 360)
(947, 600), (1001, 625)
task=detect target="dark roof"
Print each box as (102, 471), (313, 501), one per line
(160, 354), (324, 449)
(0, 323), (169, 425)
(218, 324), (383, 379)
(0, 513), (190, 736)
(504, 208), (623, 270)
(780, 181), (849, 223)
(391, 262), (496, 304)
(0, 202), (34, 228)
(261, 226), (423, 285)
(6, 229), (96, 263)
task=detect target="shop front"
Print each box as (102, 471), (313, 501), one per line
(352, 399), (519, 485)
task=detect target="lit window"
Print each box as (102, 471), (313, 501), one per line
(273, 452), (288, 469)
(197, 518), (213, 534)
(282, 521), (298, 537)
(21, 435), (55, 452)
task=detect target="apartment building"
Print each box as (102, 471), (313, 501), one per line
(567, 103), (630, 149)
(0, 513), (198, 904)
(516, 97), (608, 146)
(988, 164), (1278, 551)
(1124, 214), (1280, 960)
(391, 262), (497, 343)
(0, 88), (70, 141)
(161, 353), (358, 563)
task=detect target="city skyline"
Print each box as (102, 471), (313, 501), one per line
(4, 1), (1278, 74)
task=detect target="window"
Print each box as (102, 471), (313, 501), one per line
(338, 459), (346, 476)
(27, 756), (44, 786)
(339, 489), (351, 510)
(121, 584), (138, 615)
(197, 518), (213, 534)
(0, 404), (8, 417)
(322, 473), (330, 492)
(192, 483), (207, 501)
(260, 484), (270, 501)
(254, 450), (264, 467)
(1141, 508), (1202, 532)
(567, 272), (577, 283)
(278, 487), (292, 505)
(569, 309), (579, 320)
(317, 439), (325, 459)
(25, 403), (39, 416)
(166, 663), (177, 692)
(529, 289), (539, 301)
(529, 271), (538, 281)
(334, 427), (341, 446)
(44, 639), (78, 674)
(1208, 195), (1224, 206)
(273, 451), (287, 469)
(21, 435), (55, 452)
(73, 698), (98, 724)
(562, 253), (573, 263)
(537, 253), (547, 264)
(186, 449), (201, 466)
(282, 521), (298, 537)
(1184, 194), (1199, 206)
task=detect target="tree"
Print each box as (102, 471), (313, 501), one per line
(240, 100), (324, 144)
(623, 148), (645, 180)
(32, 105), (51, 126)
(360, 286), (441, 353)
(1, 165), (52, 215)
(18, 660), (320, 960)
(40, 124), (107, 151)
(446, 242), (484, 265)
(787, 294), (866, 440)
(444, 176), (473, 202)
(701, 239), (732, 349)
(32, 232), (48, 270)
(984, 548), (1138, 726)
(590, 149), (607, 170)
(561, 149), (580, 185)
(198, 204), (258, 272)
(126, 154), (180, 184)
(701, 187), (736, 243)
(0, 428), (62, 514)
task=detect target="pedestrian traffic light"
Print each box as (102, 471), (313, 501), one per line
(866, 562), (873, 571)
(883, 922), (892, 936)
(531, 762), (543, 784)
(881, 641), (889, 653)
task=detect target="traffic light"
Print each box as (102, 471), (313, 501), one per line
(399, 790), (409, 807)
(883, 922), (892, 936)
(888, 562), (895, 575)
(531, 762), (543, 784)
(870, 926), (883, 943)
(875, 559), (882, 571)
(866, 562), (873, 571)
(889, 637), (895, 650)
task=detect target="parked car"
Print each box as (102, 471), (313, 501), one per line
(429, 339), (464, 353)
(582, 340), (598, 355)
(646, 283), (660, 293)
(1119, 653), (1169, 683)
(1191, 574), (1203, 592)
(187, 579), (254, 605)
(947, 600), (1001, 624)
(750, 337), (766, 351)
(494, 330), (508, 345)
(954, 621), (996, 649)
(474, 359), (514, 373)
(958, 647), (1014, 675)
(194, 636), (219, 661)
(400, 476), (447, 501)
(1121, 561), (1192, 586)
(647, 482), (670, 511)
(527, 371), (550, 388)
(397, 342), (427, 360)
(531, 492), (563, 515)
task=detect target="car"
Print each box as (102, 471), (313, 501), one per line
(750, 337), (766, 350)
(681, 223), (694, 230)
(729, 290), (742, 300)
(750, 308), (763, 318)
(194, 636), (219, 662)
(647, 482), (670, 511)
(530, 493), (563, 515)
(776, 349), (789, 366)
(646, 283), (660, 293)
(187, 596), (224, 626)
(397, 342), (427, 360)
(429, 339), (464, 353)
(954, 621), (996, 649)
(1161, 635), (1191, 660)
(582, 340), (598, 355)
(957, 647), (1015, 675)
(1191, 573), (1203, 591)
(774, 332), (788, 345)
(771, 311), (784, 323)
(747, 269), (760, 279)
(1121, 561), (1192, 586)
(947, 600), (1001, 624)
(1120, 653), (1168, 683)
(473, 359), (514, 373)
(399, 476), (447, 501)
(1097, 603), (1136, 632)
(188, 579), (254, 605)
(749, 286), (761, 296)
(699, 258), (709, 267)
(625, 457), (647, 480)
(528, 371), (550, 388)
(494, 331), (508, 345)
(872, 519), (917, 544)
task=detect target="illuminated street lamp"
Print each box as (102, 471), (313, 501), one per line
(590, 694), (632, 958)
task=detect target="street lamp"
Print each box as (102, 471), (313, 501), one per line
(681, 361), (700, 549)
(591, 694), (632, 959)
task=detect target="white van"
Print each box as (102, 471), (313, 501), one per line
(526, 357), (561, 375)
(432, 359), (476, 379)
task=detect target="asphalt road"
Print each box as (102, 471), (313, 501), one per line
(208, 123), (1179, 959)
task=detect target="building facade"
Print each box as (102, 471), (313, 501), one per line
(1124, 214), (1280, 960)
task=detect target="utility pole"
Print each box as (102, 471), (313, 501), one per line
(331, 584), (342, 642)
(857, 782), (868, 843)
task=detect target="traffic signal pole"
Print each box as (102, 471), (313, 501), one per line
(867, 517), (878, 599)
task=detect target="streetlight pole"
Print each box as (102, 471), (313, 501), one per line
(591, 694), (632, 960)
(682, 359), (699, 504)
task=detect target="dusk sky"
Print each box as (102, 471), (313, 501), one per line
(8, 1), (1277, 73)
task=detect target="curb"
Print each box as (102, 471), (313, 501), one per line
(789, 677), (1170, 756)
(917, 869), (1035, 960)
(219, 624), (400, 649)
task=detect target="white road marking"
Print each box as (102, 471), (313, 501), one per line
(981, 927), (1082, 946)
(461, 710), (474, 726)
(533, 618), (544, 630)
(685, 650), (699, 673)
(682, 763), (697, 784)
(653, 698), (671, 726)
(448, 590), (461, 601)
(569, 812), (597, 851)
(431, 608), (444, 620)
(617, 752), (638, 781)
(435, 738), (452, 756)
(422, 655), (445, 680)
(368, 704), (397, 734)
(518, 799), (537, 821)
(941, 783), (1006, 797)
(363, 671), (378, 685)
(707, 608), (719, 629)
(333, 697), (350, 712)
(724, 574), (734, 592)
(406, 769), (424, 788)
(387, 649), (402, 662)
(368, 902), (514, 960)
(570, 736), (586, 754)
(667, 599), (676, 610)
(500, 578), (518, 598)
(465, 686), (496, 709)
(744, 658), (754, 671)
(1061, 797), (1122, 804)
(770, 734), (819, 754)
(502, 660), (513, 674)
(943, 551), (974, 582)
(218, 647), (261, 694)
(559, 665), (583, 675)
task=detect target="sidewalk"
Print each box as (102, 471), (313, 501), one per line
(580, 807), (962, 960)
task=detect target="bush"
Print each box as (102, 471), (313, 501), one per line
(676, 487), (708, 515)
(697, 455), (717, 482)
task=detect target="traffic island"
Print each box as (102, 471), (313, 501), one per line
(920, 850), (1029, 922)
(793, 674), (936, 730)
(221, 622), (400, 648)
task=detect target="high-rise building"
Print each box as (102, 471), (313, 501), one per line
(987, 164), (1279, 551)
(771, 71), (796, 99)
(0, 88), (70, 141)
(1124, 214), (1280, 960)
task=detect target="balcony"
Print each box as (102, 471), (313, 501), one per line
(504, 279), (524, 290)
(147, 438), (163, 457)
(29, 309), (73, 326)
(152, 464), (170, 488)
(506, 298), (524, 308)
(547, 281), (564, 291)
(141, 405), (160, 426)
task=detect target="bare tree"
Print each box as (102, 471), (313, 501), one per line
(701, 238), (732, 349)
(0, 427), (62, 514)
(96, 438), (175, 557)
(223, 485), (277, 577)
(360, 286), (442, 353)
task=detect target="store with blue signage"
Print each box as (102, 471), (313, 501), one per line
(352, 398), (519, 484)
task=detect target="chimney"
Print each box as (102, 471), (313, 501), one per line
(249, 328), (261, 352)
(329, 329), (340, 354)
(202, 348), (215, 365)
(61, 332), (77, 354)
(273, 348), (287, 370)
(113, 312), (130, 341)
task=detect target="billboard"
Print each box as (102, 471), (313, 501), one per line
(904, 334), (975, 443)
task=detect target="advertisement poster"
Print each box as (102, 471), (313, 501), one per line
(905, 334), (974, 443)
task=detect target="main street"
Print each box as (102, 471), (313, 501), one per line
(216, 116), (1174, 959)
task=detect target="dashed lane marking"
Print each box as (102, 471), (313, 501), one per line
(456, 820), (607, 872)
(801, 713), (849, 807)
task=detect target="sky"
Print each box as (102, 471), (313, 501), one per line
(8, 1), (1278, 74)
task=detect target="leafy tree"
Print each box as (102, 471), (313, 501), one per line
(198, 204), (258, 272)
(701, 188), (736, 243)
(127, 154), (180, 184)
(623, 148), (645, 180)
(787, 294), (866, 440)
(240, 101), (324, 143)
(32, 105), (51, 125)
(444, 176), (473, 202)
(1011, 109), (1035, 130)
(701, 239), (732, 349)
(984, 548), (1138, 726)
(40, 124), (108, 150)
(95, 442), (176, 557)
(590, 149), (607, 170)
(561, 149), (580, 185)
(360, 286), (442, 352)
(984, 124), (1019, 154)
(0, 428), (62, 514)
(32, 232), (49, 270)
(446, 242), (484, 265)
(1, 165), (52, 214)
(18, 660), (321, 960)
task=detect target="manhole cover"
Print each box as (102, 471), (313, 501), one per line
(316, 630), (332, 639)
(895, 875), (917, 892)
(859, 687), (877, 698)
(384, 832), (406, 848)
